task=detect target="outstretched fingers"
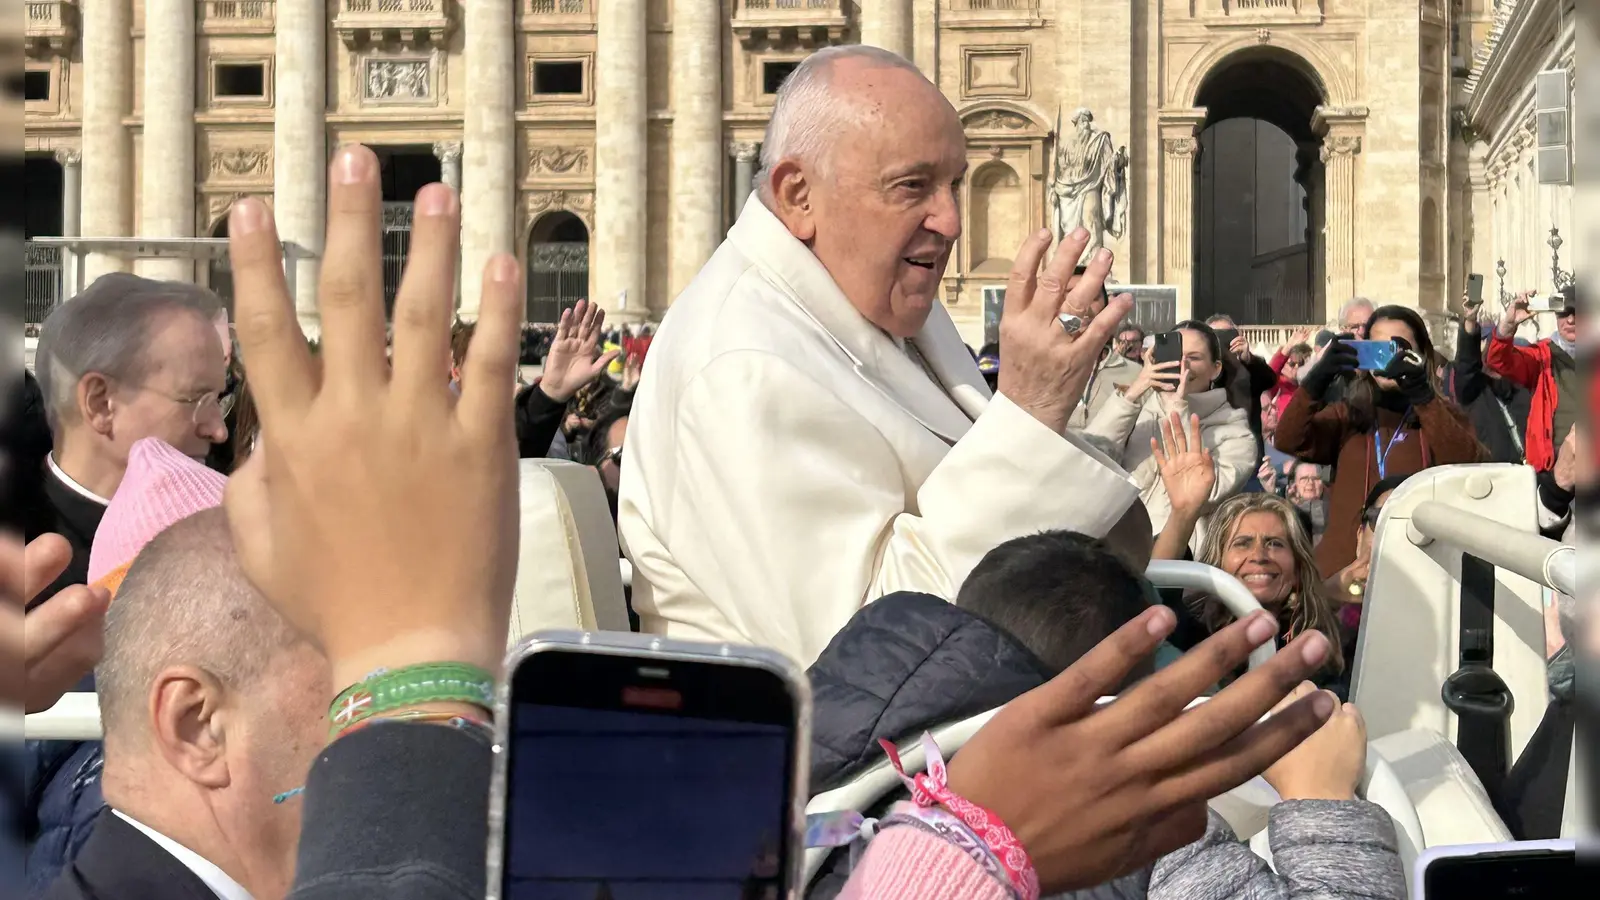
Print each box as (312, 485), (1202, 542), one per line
(457, 254), (524, 438)
(1025, 606), (1176, 727)
(227, 198), (315, 420)
(315, 145), (390, 395)
(1153, 688), (1337, 809)
(1004, 229), (1052, 320)
(390, 183), (462, 400)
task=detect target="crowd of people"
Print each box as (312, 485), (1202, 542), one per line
(4, 43), (1586, 900)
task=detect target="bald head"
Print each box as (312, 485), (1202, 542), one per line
(96, 508), (305, 746)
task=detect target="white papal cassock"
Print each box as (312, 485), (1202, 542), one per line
(617, 196), (1141, 665)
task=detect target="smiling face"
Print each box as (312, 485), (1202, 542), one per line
(1178, 327), (1223, 395)
(1222, 510), (1299, 607)
(770, 59), (967, 338)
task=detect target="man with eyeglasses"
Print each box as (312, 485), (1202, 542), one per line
(27, 273), (231, 606)
(1488, 284), (1581, 473)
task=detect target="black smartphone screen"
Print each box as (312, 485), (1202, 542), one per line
(1422, 847), (1573, 898)
(1211, 328), (1239, 352)
(1153, 331), (1184, 366)
(502, 650), (799, 899)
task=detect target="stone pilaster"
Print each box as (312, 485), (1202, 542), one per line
(1159, 111), (1205, 320)
(730, 142), (760, 218)
(434, 142), (463, 193)
(860, 0), (914, 59)
(80, 0), (132, 283)
(1320, 134), (1362, 318)
(276, 0), (327, 332)
(669, 0), (721, 301)
(461, 0), (516, 319)
(595, 0), (648, 318)
(140, 0), (196, 282)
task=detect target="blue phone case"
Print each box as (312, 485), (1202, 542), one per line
(1349, 340), (1397, 372)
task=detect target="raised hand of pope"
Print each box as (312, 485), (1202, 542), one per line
(222, 145), (523, 687)
(997, 227), (1133, 434)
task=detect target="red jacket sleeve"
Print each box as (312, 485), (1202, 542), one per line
(1485, 333), (1544, 390)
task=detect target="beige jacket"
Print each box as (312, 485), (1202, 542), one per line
(617, 196), (1141, 665)
(1067, 350), (1142, 431)
(1081, 386), (1259, 551)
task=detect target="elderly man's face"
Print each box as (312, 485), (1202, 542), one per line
(1343, 304), (1373, 338)
(783, 62), (966, 338)
(103, 310), (231, 461)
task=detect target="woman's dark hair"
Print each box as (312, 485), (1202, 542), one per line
(582, 402), (632, 467)
(1345, 304), (1443, 432)
(1173, 319), (1245, 409)
(1362, 475), (1411, 515)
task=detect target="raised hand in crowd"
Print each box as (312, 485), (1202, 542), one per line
(946, 606), (1338, 891)
(1, 533), (111, 713)
(1299, 333), (1358, 398)
(223, 146), (522, 691)
(1262, 681), (1368, 802)
(1124, 348), (1182, 403)
(540, 298), (621, 403)
(620, 351), (643, 393)
(1496, 290), (1536, 338)
(1229, 334), (1254, 364)
(999, 227), (1134, 433)
(1280, 328), (1315, 354)
(1257, 459), (1279, 494)
(1460, 291), (1483, 335)
(1151, 412), (1216, 561)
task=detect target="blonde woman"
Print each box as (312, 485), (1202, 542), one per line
(1188, 492), (1349, 695)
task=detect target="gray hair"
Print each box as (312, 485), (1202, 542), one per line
(754, 45), (927, 204)
(1339, 296), (1375, 324)
(1204, 314), (1238, 328)
(35, 273), (223, 434)
(96, 508), (305, 748)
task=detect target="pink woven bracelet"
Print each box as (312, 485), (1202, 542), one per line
(879, 733), (1041, 900)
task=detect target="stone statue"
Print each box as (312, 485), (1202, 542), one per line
(1050, 108), (1129, 263)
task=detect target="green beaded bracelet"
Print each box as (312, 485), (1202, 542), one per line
(328, 661), (496, 738)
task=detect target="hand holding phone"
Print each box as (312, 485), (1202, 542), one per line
(1465, 273), (1484, 309)
(1347, 340), (1398, 372)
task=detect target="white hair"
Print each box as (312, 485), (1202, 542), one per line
(1339, 296), (1375, 323)
(754, 45), (927, 204)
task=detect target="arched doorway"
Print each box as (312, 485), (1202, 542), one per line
(1192, 49), (1325, 326)
(24, 152), (64, 323)
(372, 145), (442, 316)
(525, 211), (589, 324)
(207, 216), (235, 317)
(968, 161), (1024, 277)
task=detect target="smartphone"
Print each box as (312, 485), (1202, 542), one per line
(1414, 840), (1573, 899)
(1524, 294), (1559, 313)
(1347, 339), (1398, 372)
(1211, 327), (1240, 354)
(1152, 331), (1184, 366)
(489, 631), (810, 900)
(1465, 273), (1485, 308)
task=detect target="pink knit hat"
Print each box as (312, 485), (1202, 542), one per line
(88, 438), (228, 594)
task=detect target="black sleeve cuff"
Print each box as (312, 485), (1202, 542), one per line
(1537, 469), (1576, 518)
(295, 724), (492, 897)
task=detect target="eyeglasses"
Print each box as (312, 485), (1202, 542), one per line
(133, 384), (231, 424)
(600, 445), (623, 466)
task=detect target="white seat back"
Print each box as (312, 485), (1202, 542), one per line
(1350, 464), (1550, 760)
(511, 459), (631, 644)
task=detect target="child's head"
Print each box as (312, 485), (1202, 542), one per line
(957, 530), (1154, 683)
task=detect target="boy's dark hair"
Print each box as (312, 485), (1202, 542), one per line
(956, 530), (1151, 679)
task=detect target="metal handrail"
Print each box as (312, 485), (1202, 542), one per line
(1409, 501), (1575, 596)
(1146, 560), (1275, 670)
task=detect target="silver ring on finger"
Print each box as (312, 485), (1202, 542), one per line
(1057, 313), (1085, 336)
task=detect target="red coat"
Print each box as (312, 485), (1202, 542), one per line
(1484, 334), (1559, 470)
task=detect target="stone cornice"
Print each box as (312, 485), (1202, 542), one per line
(1465, 0), (1569, 121)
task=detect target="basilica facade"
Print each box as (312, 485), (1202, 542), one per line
(23, 2), (1571, 345)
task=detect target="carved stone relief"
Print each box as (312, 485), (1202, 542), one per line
(206, 192), (270, 225)
(53, 148), (81, 167)
(527, 146), (589, 175)
(210, 147), (272, 179)
(728, 141), (760, 163)
(965, 110), (1031, 132)
(1163, 137), (1199, 158)
(364, 58), (431, 102)
(525, 189), (595, 230)
(1320, 135), (1362, 163)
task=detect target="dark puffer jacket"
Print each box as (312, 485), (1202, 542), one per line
(24, 740), (105, 895)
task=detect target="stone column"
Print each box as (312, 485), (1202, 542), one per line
(140, 0), (196, 282)
(1159, 111), (1205, 320)
(860, 0), (915, 59)
(1297, 141), (1326, 322)
(434, 141), (463, 193)
(668, 0), (721, 301)
(1320, 135), (1362, 319)
(56, 149), (82, 297)
(276, 0), (327, 332)
(461, 0), (517, 319)
(80, 0), (132, 283)
(595, 0), (648, 318)
(729, 142), (760, 222)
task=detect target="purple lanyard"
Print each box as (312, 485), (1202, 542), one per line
(1374, 408), (1412, 479)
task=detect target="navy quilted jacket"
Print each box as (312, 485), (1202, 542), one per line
(24, 739), (105, 896)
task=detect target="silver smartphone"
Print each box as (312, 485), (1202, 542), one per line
(488, 631), (812, 900)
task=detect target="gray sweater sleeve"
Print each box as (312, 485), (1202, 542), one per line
(1148, 801), (1405, 900)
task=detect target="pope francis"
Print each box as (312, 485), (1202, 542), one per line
(618, 46), (1142, 664)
